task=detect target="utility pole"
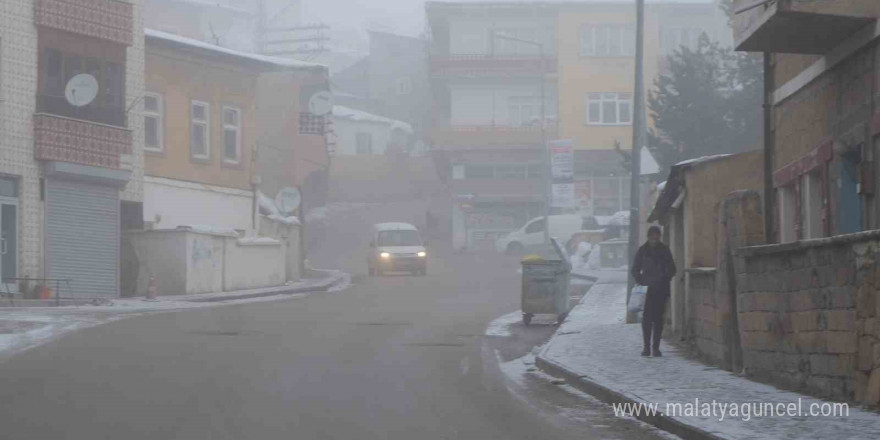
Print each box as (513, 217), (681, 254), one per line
(626, 0), (646, 324)
(540, 43), (550, 246)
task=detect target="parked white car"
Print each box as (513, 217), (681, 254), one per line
(495, 214), (594, 254)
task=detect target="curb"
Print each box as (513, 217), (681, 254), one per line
(534, 352), (725, 440)
(185, 275), (343, 303)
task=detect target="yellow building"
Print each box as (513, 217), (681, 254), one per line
(143, 30), (323, 232)
(552, 1), (729, 215)
(556, 2), (730, 152)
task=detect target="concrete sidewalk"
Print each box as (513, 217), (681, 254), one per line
(536, 277), (880, 440)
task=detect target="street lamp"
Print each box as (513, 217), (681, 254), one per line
(493, 31), (551, 246)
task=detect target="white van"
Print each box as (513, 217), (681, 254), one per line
(368, 222), (428, 276)
(495, 214), (591, 254)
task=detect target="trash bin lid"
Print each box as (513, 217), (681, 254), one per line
(521, 254), (545, 263)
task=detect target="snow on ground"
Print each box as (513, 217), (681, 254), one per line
(484, 311), (523, 337)
(0, 273), (350, 363)
(539, 278), (880, 440)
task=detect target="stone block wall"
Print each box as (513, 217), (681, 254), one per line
(686, 269), (724, 364)
(737, 231), (880, 404)
(681, 190), (764, 371)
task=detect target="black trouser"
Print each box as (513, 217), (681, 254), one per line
(642, 282), (670, 351)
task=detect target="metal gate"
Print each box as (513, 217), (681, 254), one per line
(45, 178), (119, 298)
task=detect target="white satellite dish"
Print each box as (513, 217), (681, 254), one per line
(274, 187), (301, 214)
(65, 74), (99, 107)
(308, 91), (333, 116)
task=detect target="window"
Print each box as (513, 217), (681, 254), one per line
(527, 164), (544, 179)
(492, 28), (544, 55)
(802, 172), (823, 239)
(581, 24), (635, 57)
(190, 101), (210, 159)
(143, 93), (163, 152)
(508, 96), (539, 127)
(496, 165), (527, 179)
(661, 27), (705, 54)
(378, 230), (422, 246)
(778, 185), (797, 244)
(525, 218), (545, 234)
(356, 132), (373, 155)
(222, 107), (241, 163)
(396, 77), (412, 95)
(587, 93), (632, 125)
(452, 165), (465, 180)
(464, 165), (494, 179)
(38, 47), (126, 126)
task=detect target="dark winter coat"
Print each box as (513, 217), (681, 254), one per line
(631, 241), (676, 288)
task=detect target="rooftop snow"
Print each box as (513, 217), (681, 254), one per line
(673, 154), (732, 168)
(333, 106), (413, 133)
(145, 29), (326, 71)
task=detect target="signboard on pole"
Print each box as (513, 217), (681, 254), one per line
(549, 139), (575, 208)
(551, 182), (575, 208)
(549, 139), (574, 180)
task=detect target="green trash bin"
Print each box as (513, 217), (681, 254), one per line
(520, 238), (571, 325)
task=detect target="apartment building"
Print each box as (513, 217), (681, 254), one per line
(426, 1), (728, 250)
(0, 0), (144, 298)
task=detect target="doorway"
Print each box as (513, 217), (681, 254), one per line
(0, 181), (18, 294)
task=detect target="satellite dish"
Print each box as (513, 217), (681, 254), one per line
(274, 187), (301, 215)
(65, 74), (99, 107)
(308, 91), (333, 116)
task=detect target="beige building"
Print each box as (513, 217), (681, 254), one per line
(648, 151), (764, 349)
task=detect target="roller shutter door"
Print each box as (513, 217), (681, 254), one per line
(45, 178), (119, 298)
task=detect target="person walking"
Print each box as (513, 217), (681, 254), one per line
(631, 225), (676, 357)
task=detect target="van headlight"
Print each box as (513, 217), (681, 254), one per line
(380, 252), (391, 259)
(417, 251), (427, 258)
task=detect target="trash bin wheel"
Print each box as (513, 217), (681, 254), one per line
(523, 313), (533, 326)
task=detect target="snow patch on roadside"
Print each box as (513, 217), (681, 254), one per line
(0, 270), (351, 363)
(484, 311), (522, 337)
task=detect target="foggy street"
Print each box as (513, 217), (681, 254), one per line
(0, 201), (668, 439)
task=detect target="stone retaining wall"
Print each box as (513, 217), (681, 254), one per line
(737, 231), (880, 404)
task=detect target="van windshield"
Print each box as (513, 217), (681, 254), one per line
(378, 230), (422, 246)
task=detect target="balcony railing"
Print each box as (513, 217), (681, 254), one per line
(37, 94), (127, 128)
(34, 113), (132, 169)
(733, 0), (875, 54)
(431, 124), (558, 150)
(430, 54), (557, 76)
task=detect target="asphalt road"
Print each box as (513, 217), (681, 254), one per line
(0, 201), (669, 440)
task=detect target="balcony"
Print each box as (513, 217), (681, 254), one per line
(430, 54), (557, 77)
(34, 113), (132, 169)
(430, 125), (557, 150)
(733, 0), (875, 54)
(37, 94), (126, 128)
(35, 0), (133, 46)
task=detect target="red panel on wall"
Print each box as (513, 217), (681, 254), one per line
(35, 0), (133, 46)
(34, 114), (132, 169)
